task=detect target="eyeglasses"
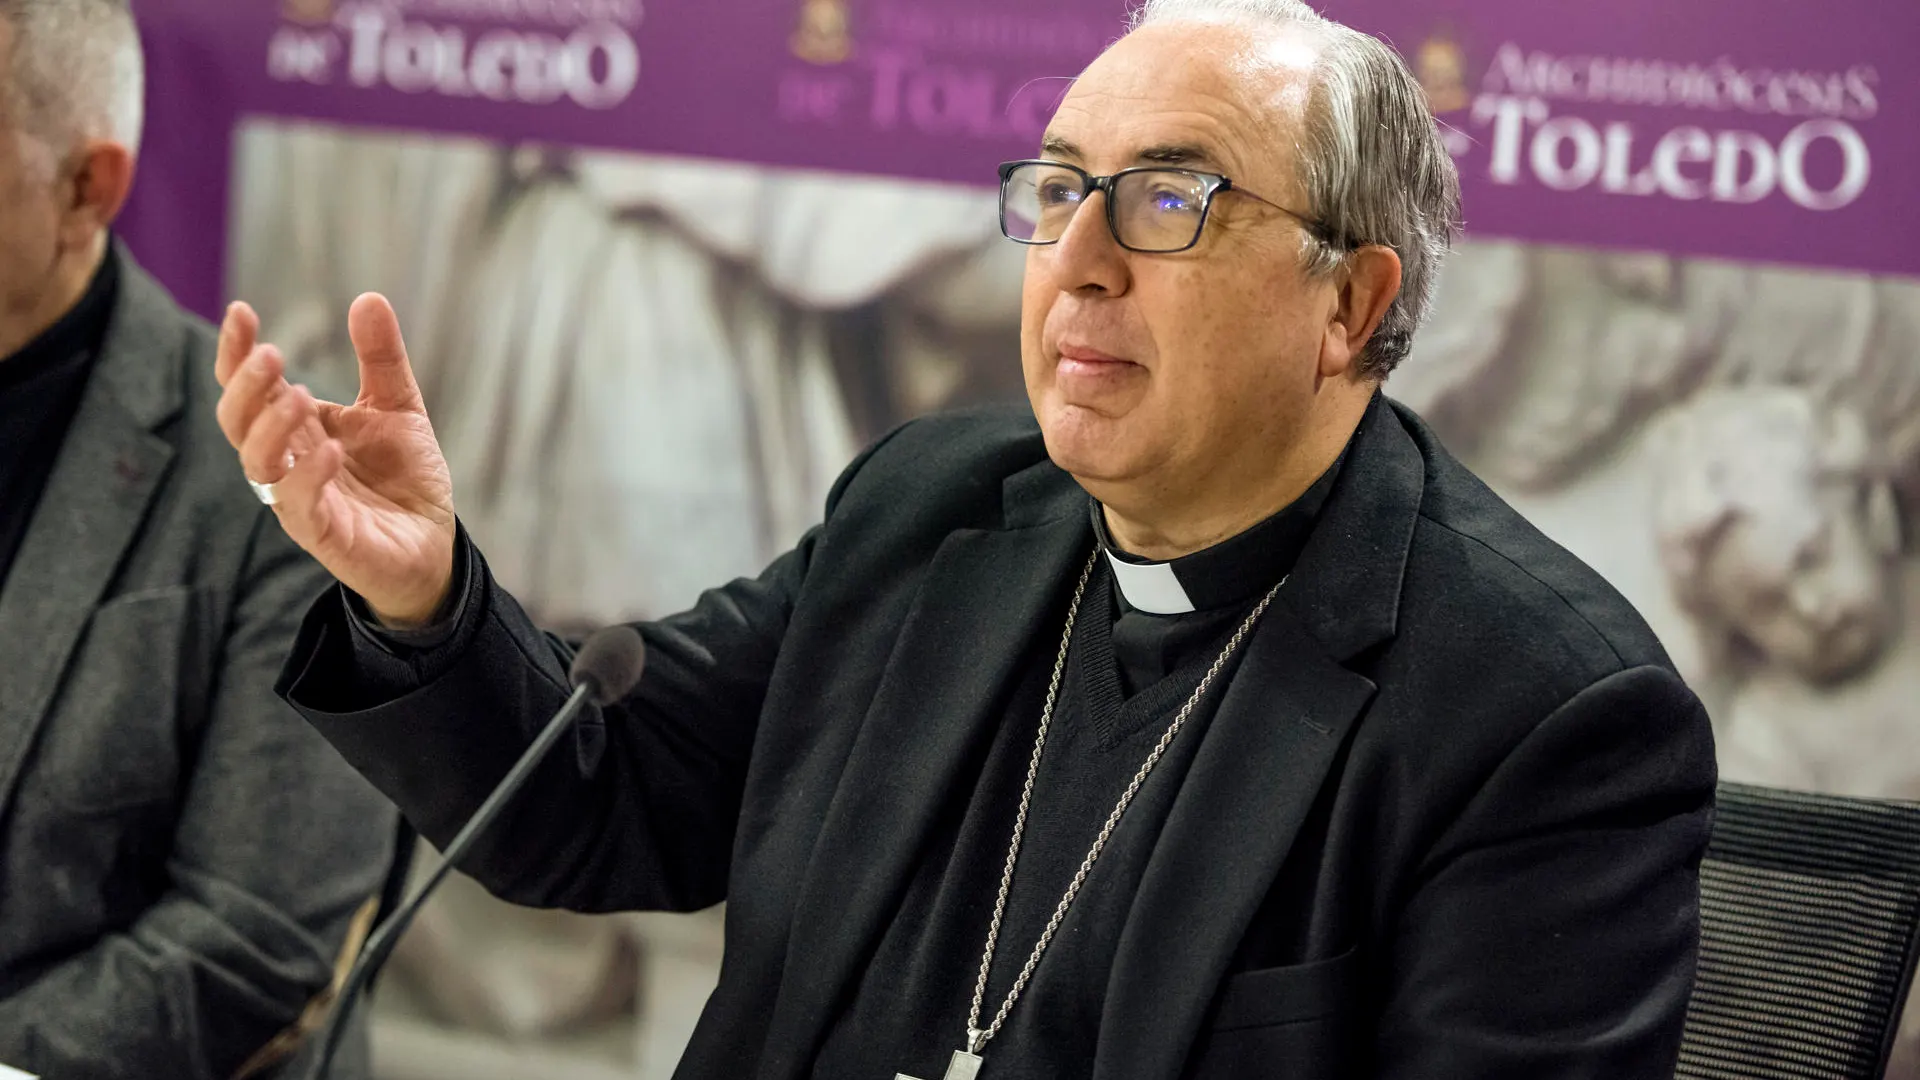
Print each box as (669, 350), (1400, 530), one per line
(997, 159), (1346, 255)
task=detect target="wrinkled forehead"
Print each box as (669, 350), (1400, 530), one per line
(1042, 20), (1320, 194)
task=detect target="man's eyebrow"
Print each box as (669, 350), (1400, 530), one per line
(1036, 138), (1230, 171)
(1136, 144), (1224, 170)
(1040, 134), (1081, 160)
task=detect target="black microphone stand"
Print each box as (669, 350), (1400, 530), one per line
(306, 680), (597, 1078)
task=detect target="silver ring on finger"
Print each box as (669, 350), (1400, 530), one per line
(247, 452), (297, 507)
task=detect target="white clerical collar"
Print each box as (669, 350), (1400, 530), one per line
(1102, 551), (1196, 614)
(1086, 462), (1346, 616)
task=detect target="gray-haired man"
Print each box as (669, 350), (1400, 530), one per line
(0, 2), (397, 1076)
(219, 1), (1715, 1076)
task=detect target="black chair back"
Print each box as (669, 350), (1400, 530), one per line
(1677, 782), (1920, 1079)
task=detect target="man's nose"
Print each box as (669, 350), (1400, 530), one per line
(1045, 191), (1131, 297)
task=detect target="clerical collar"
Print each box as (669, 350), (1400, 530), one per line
(1089, 454), (1345, 615)
(0, 242), (120, 392)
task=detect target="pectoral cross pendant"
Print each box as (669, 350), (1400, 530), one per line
(896, 1049), (984, 1080)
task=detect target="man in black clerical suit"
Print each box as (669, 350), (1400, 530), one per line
(214, 0), (1716, 1076)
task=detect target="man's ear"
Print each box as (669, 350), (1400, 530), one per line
(1317, 245), (1402, 379)
(55, 139), (136, 252)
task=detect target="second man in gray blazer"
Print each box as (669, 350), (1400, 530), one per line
(0, 2), (400, 1075)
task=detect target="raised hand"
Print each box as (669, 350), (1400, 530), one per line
(215, 294), (458, 627)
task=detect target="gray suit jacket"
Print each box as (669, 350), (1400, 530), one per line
(0, 249), (398, 1079)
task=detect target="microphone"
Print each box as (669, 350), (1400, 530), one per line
(307, 626), (647, 1078)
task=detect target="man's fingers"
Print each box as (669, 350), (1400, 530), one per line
(240, 383), (314, 484)
(347, 293), (425, 413)
(216, 302), (260, 388)
(269, 438), (346, 547)
(214, 345), (288, 451)
(292, 403), (333, 458)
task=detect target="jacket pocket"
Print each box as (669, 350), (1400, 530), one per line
(1187, 948), (1362, 1078)
(35, 587), (192, 816)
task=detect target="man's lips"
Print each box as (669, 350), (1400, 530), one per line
(1053, 343), (1144, 397)
(1056, 344), (1133, 366)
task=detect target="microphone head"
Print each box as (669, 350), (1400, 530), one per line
(569, 626), (647, 706)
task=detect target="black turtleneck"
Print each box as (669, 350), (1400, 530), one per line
(814, 451), (1346, 1080)
(0, 249), (120, 592)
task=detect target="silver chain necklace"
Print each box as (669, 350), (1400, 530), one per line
(897, 550), (1286, 1080)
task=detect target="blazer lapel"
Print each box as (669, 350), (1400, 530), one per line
(1093, 394), (1427, 1080)
(1090, 610), (1377, 1080)
(0, 251), (183, 827)
(757, 461), (1090, 1080)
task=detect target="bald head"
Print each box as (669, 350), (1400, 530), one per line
(0, 0), (144, 164)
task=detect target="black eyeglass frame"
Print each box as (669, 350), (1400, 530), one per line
(996, 159), (1350, 255)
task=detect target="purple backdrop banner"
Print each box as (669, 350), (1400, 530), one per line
(120, 0), (1919, 320)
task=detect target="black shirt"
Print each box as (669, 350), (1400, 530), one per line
(0, 251), (119, 592)
(812, 459), (1342, 1080)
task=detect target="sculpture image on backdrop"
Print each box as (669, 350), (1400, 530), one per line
(212, 1), (1728, 1077)
(224, 142), (1920, 1073)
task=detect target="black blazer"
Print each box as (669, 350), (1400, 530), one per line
(284, 394), (1716, 1079)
